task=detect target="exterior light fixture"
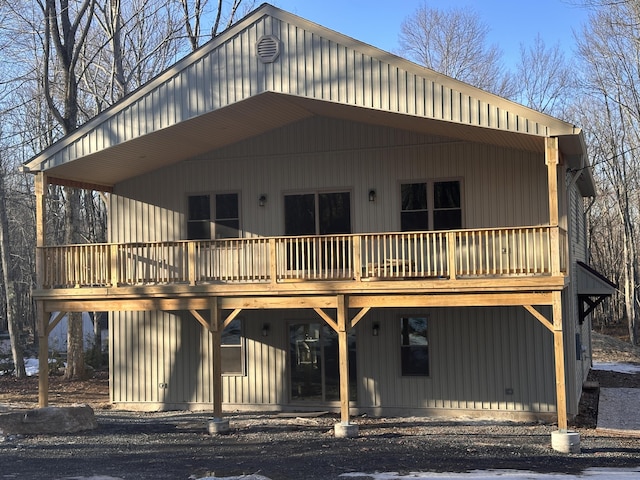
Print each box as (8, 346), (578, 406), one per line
(368, 189), (376, 202)
(262, 323), (270, 337)
(258, 194), (267, 207)
(372, 323), (380, 336)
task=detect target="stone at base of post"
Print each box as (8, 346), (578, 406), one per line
(207, 417), (230, 434)
(551, 430), (580, 453)
(334, 422), (359, 438)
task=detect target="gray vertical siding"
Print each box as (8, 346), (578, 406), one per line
(109, 117), (558, 414)
(110, 306), (557, 415)
(112, 117), (548, 240)
(38, 6), (567, 172)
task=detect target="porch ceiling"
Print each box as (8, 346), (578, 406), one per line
(40, 91), (546, 190)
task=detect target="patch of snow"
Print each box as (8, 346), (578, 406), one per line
(194, 476), (271, 480)
(0, 338), (10, 355)
(592, 362), (640, 374)
(65, 477), (125, 480)
(339, 469), (640, 479)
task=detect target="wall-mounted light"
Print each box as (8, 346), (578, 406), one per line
(372, 323), (380, 336)
(262, 323), (270, 337)
(258, 194), (267, 207)
(368, 189), (376, 202)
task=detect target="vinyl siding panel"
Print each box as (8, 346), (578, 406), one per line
(112, 117), (548, 241)
(37, 8), (567, 172)
(111, 307), (557, 415)
(109, 117), (556, 415)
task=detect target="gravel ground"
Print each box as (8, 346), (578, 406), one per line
(2, 366), (640, 480)
(1, 333), (640, 480)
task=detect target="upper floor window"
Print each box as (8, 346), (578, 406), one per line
(401, 180), (462, 231)
(284, 191), (351, 235)
(187, 193), (240, 240)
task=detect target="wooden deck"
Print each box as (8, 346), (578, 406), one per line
(35, 226), (567, 305)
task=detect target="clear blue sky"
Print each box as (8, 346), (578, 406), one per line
(271, 0), (591, 70)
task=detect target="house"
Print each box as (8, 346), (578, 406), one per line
(25, 3), (615, 436)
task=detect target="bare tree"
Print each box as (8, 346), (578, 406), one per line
(38, 0), (98, 379)
(179, 0), (252, 51)
(575, 0), (640, 344)
(398, 2), (514, 98)
(515, 34), (576, 119)
(0, 149), (26, 377)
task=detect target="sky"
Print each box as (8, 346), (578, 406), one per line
(270, 0), (592, 70)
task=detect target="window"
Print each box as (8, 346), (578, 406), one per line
(400, 316), (429, 376)
(401, 183), (428, 231)
(187, 193), (240, 239)
(401, 180), (462, 231)
(284, 191), (352, 271)
(187, 195), (211, 239)
(221, 319), (244, 375)
(284, 191), (351, 235)
(433, 181), (462, 230)
(215, 193), (240, 238)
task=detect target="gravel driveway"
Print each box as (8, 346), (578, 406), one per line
(2, 342), (640, 480)
(2, 407), (640, 480)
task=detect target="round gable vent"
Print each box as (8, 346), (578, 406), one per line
(256, 35), (281, 63)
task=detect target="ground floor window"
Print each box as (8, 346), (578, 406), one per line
(221, 318), (244, 375)
(400, 316), (429, 376)
(289, 322), (356, 402)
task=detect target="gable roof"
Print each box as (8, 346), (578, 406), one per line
(23, 3), (594, 194)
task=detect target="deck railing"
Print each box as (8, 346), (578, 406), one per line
(39, 226), (566, 289)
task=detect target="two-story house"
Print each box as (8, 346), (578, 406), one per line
(24, 4), (614, 437)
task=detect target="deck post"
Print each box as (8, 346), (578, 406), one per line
(335, 294), (358, 438)
(546, 137), (562, 276)
(37, 302), (49, 407)
(269, 238), (277, 284)
(353, 236), (362, 281)
(35, 173), (49, 407)
(552, 290), (568, 430)
(207, 297), (229, 433)
(447, 231), (457, 280)
(210, 298), (222, 417)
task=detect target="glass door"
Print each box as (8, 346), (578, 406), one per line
(289, 322), (357, 402)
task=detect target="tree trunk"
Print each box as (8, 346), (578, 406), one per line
(64, 312), (85, 380)
(0, 166), (26, 378)
(63, 188), (86, 379)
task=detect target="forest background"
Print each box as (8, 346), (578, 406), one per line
(0, 0), (637, 379)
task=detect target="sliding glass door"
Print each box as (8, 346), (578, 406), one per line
(289, 322), (356, 402)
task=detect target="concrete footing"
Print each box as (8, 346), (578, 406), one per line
(207, 417), (230, 434)
(334, 422), (359, 438)
(551, 430), (581, 453)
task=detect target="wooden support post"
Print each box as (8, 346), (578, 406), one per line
(552, 291), (568, 430)
(188, 241), (196, 286)
(35, 173), (46, 291)
(269, 238), (277, 285)
(353, 236), (362, 281)
(447, 231), (457, 280)
(337, 294), (350, 424)
(210, 298), (223, 419)
(110, 244), (119, 287)
(37, 302), (49, 407)
(546, 137), (562, 276)
(35, 173), (49, 407)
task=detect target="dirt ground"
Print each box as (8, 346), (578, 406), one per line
(1, 332), (640, 480)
